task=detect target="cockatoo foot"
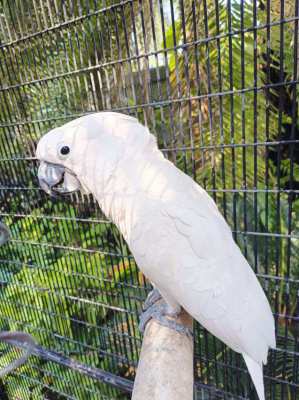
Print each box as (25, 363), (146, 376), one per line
(139, 300), (193, 338)
(143, 288), (162, 310)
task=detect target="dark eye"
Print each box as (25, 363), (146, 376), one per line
(60, 146), (70, 155)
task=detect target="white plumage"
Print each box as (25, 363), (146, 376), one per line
(36, 112), (276, 400)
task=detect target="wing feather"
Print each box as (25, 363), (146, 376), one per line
(130, 161), (275, 364)
(167, 192), (275, 363)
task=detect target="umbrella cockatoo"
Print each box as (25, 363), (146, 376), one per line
(36, 112), (275, 400)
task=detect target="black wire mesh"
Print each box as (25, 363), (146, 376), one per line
(0, 0), (298, 399)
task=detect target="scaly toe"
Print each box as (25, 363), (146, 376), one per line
(139, 301), (193, 338)
(143, 288), (162, 311)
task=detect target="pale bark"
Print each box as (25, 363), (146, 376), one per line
(132, 310), (193, 400)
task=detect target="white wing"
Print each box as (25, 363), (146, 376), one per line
(130, 159), (275, 365)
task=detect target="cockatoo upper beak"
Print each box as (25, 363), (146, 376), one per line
(38, 161), (81, 196)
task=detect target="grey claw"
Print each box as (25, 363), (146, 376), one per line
(139, 301), (193, 338)
(153, 314), (193, 338)
(143, 288), (162, 311)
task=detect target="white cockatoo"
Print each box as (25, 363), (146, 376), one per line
(36, 112), (276, 400)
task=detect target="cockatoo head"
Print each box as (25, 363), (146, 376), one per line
(36, 112), (157, 196)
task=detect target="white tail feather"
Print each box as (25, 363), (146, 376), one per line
(243, 353), (265, 400)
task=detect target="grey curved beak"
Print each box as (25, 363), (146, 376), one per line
(38, 161), (81, 196)
(38, 161), (65, 196)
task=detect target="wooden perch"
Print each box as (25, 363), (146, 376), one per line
(132, 309), (193, 400)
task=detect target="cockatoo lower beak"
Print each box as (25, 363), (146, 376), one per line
(38, 161), (81, 196)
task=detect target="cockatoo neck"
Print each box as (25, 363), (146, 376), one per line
(78, 148), (163, 240)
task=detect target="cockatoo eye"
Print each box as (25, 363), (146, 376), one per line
(57, 145), (70, 158)
(60, 146), (70, 155)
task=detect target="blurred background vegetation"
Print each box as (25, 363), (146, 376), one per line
(0, 0), (298, 399)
